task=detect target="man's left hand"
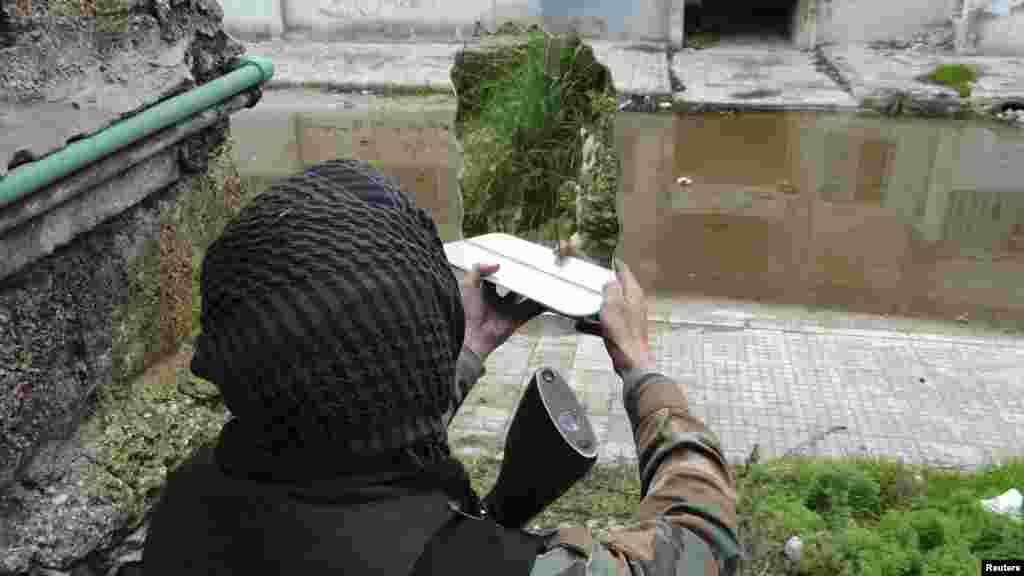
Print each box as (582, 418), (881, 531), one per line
(460, 263), (544, 361)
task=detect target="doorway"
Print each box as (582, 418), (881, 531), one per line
(685, 0), (802, 46)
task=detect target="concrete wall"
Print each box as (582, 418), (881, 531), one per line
(219, 0), (536, 41)
(815, 0), (959, 44)
(0, 2), (256, 575)
(216, 0), (1023, 52)
(220, 0), (284, 38)
(974, 3), (1024, 54)
(217, 0), (684, 44)
(541, 0), (677, 43)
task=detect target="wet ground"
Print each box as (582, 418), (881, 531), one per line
(232, 89), (1024, 335)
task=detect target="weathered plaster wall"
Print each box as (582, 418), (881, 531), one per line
(816, 0), (959, 45)
(0, 135), (249, 576)
(0, 0), (245, 176)
(217, 0), (685, 45)
(974, 1), (1024, 55)
(220, 0), (530, 41)
(0, 1), (258, 574)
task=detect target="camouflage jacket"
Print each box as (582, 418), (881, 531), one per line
(451, 348), (742, 576)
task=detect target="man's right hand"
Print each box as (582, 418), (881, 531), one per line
(599, 260), (654, 375)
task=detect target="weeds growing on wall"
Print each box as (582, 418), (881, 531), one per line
(456, 31), (613, 243)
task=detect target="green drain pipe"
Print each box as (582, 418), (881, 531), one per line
(0, 56), (274, 210)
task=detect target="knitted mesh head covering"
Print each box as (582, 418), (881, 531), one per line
(191, 159), (464, 455)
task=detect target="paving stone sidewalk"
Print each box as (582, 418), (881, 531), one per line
(244, 38), (1024, 112)
(669, 45), (858, 110)
(449, 304), (1024, 471)
(824, 43), (1024, 105)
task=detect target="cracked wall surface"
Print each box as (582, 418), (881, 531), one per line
(0, 131), (255, 576)
(0, 0), (243, 176)
(0, 1), (256, 574)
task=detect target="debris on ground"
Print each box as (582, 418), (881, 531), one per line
(784, 535), (803, 562)
(981, 488), (1023, 522)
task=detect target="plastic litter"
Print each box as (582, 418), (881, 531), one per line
(980, 489), (1022, 521)
(783, 536), (802, 562)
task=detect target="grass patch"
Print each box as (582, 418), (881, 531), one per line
(738, 455), (1024, 575)
(922, 63), (978, 98)
(455, 31), (613, 242)
(460, 451), (640, 538)
(461, 448), (1024, 574)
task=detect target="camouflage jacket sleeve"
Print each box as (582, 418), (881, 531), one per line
(530, 370), (742, 576)
(445, 345), (486, 427)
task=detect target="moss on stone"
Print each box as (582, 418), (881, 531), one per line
(47, 0), (85, 17)
(14, 348), (33, 370)
(83, 136), (254, 524)
(686, 30), (721, 50)
(80, 349), (228, 526)
(575, 92), (620, 266)
(95, 0), (130, 34)
(493, 19), (544, 37)
(108, 230), (163, 405)
(921, 63), (977, 99)
(47, 0), (129, 33)
(108, 136), (251, 401)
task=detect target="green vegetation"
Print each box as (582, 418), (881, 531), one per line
(85, 137), (254, 526)
(457, 438), (639, 537)
(922, 63), (978, 98)
(81, 363), (228, 525)
(574, 90), (620, 266)
(458, 439), (1024, 575)
(493, 19), (545, 36)
(686, 30), (721, 50)
(454, 31), (614, 243)
(47, 0), (84, 17)
(95, 0), (130, 33)
(48, 0), (130, 33)
(740, 455), (1024, 575)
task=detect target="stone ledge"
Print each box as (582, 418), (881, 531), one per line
(0, 92), (255, 281)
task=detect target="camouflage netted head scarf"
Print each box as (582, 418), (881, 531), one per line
(190, 159), (464, 457)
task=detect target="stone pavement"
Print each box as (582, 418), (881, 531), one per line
(243, 37), (1024, 114)
(669, 45), (858, 111)
(824, 43), (1024, 108)
(448, 299), (1024, 471)
(244, 38), (673, 96)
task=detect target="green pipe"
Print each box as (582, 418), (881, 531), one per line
(0, 56), (274, 210)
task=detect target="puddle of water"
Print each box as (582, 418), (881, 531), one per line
(230, 93), (1024, 332)
(230, 91), (463, 241)
(621, 112), (1024, 331)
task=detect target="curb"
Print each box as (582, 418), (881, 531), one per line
(655, 316), (1024, 348)
(263, 80), (455, 96)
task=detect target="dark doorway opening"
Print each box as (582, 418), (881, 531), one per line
(685, 0), (800, 45)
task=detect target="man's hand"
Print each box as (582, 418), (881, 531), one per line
(461, 263), (544, 361)
(599, 260), (654, 375)
(557, 240), (653, 375)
